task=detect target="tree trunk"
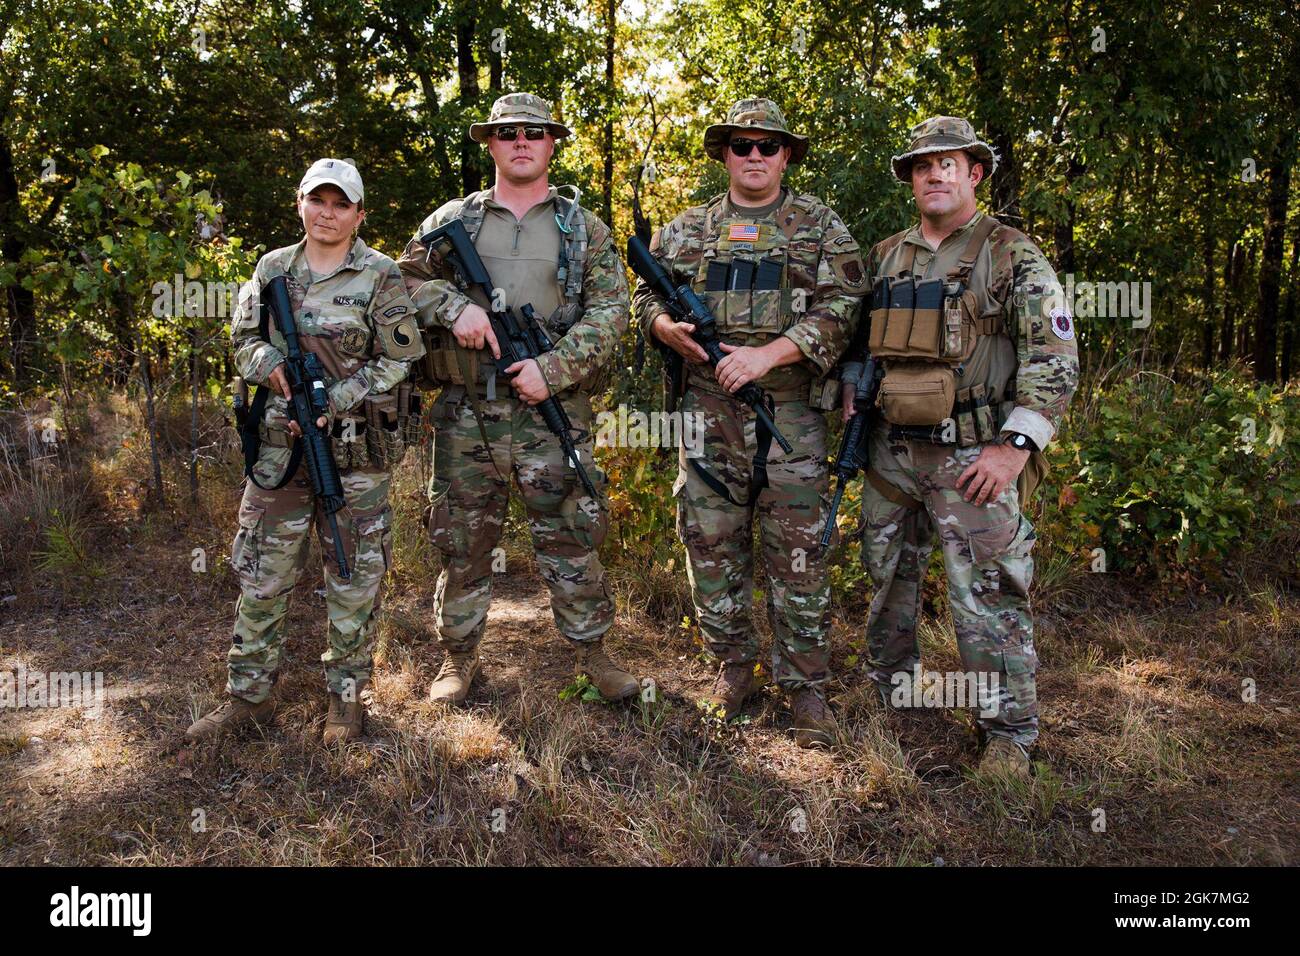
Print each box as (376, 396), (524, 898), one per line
(1282, 222), (1298, 382)
(1254, 135), (1293, 382)
(971, 48), (1020, 224)
(1201, 168), (1217, 369)
(601, 0), (616, 225)
(190, 323), (200, 502)
(1220, 240), (1245, 363)
(0, 131), (36, 385)
(457, 14), (481, 195)
(141, 348), (165, 507)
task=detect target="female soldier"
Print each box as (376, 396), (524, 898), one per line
(187, 158), (424, 744)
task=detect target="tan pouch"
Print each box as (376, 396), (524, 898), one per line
(881, 304), (914, 352)
(868, 305), (889, 351)
(955, 387), (978, 446)
(808, 375), (843, 412)
(907, 305), (942, 355)
(878, 362), (955, 426)
(941, 289), (981, 361)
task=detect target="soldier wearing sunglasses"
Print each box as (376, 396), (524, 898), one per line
(398, 92), (639, 707)
(630, 98), (867, 747)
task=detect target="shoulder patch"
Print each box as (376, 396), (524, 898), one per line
(1049, 307), (1075, 341)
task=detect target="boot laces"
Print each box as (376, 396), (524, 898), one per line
(437, 653), (475, 681)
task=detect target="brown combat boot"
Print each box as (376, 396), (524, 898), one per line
(977, 736), (1031, 779)
(185, 696), (274, 741)
(703, 661), (757, 719)
(323, 691), (364, 744)
(574, 640), (639, 700)
(429, 649), (480, 706)
(790, 688), (838, 749)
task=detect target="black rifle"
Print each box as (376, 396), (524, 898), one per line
(820, 355), (882, 548)
(421, 219), (599, 500)
(625, 234), (793, 455)
(262, 274), (351, 579)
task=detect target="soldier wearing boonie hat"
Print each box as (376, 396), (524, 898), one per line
(837, 115), (1079, 777)
(398, 92), (640, 708)
(187, 158), (425, 746)
(631, 97), (867, 747)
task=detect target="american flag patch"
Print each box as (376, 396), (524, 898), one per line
(728, 224), (759, 241)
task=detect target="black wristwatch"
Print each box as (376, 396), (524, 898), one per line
(1003, 431), (1038, 453)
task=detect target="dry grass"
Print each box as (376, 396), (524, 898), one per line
(1, 393), (1296, 866)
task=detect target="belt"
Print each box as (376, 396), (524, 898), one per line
(888, 423), (956, 445)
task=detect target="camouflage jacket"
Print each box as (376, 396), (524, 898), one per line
(397, 187), (629, 395)
(231, 237), (424, 433)
(631, 188), (867, 397)
(847, 212), (1079, 449)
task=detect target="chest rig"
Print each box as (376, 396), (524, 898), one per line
(420, 186), (590, 393)
(692, 194), (820, 371)
(867, 214), (1003, 446)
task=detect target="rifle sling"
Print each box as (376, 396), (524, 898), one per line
(689, 397), (774, 509)
(241, 382), (304, 492)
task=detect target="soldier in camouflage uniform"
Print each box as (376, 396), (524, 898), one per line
(397, 93), (640, 705)
(631, 98), (867, 747)
(187, 158), (425, 745)
(837, 117), (1079, 776)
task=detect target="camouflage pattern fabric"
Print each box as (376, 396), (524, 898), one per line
(861, 425), (1038, 746)
(398, 187), (627, 396)
(424, 389), (611, 649)
(630, 186), (864, 690)
(631, 188), (867, 398)
(398, 190), (628, 652)
(232, 237), (425, 429)
(850, 213), (1078, 747)
(225, 238), (420, 703)
(861, 211), (1079, 450)
(675, 391), (833, 688)
(228, 447), (393, 703)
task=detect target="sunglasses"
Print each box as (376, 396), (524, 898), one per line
(493, 125), (547, 141)
(729, 137), (784, 158)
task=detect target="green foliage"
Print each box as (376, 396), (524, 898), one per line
(1045, 371), (1300, 576)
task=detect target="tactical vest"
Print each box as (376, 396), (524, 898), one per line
(867, 215), (1007, 446)
(421, 187), (594, 394)
(687, 192), (824, 401)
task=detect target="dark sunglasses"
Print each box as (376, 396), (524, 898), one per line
(729, 137), (784, 157)
(494, 125), (547, 141)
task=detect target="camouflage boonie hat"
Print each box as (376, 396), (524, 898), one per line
(891, 115), (998, 183)
(703, 98), (809, 164)
(469, 92), (572, 143)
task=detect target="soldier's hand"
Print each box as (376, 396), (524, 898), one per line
(651, 313), (708, 364)
(955, 442), (1030, 506)
(841, 381), (856, 423)
(268, 363), (292, 400)
(716, 342), (774, 394)
(452, 303), (501, 359)
(505, 358), (551, 405)
(286, 415), (329, 439)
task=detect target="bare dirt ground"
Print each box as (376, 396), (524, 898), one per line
(2, 496), (1297, 865)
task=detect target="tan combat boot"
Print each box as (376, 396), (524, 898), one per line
(185, 696), (274, 741)
(703, 661), (757, 719)
(574, 640), (639, 701)
(790, 688), (838, 749)
(323, 691), (364, 744)
(429, 649), (480, 706)
(977, 736), (1031, 779)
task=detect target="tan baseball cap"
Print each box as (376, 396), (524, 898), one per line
(469, 92), (572, 144)
(299, 158), (364, 203)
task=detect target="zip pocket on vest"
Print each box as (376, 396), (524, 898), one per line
(878, 362), (955, 426)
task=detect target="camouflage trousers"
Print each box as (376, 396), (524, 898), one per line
(227, 446), (392, 704)
(675, 390), (832, 689)
(425, 386), (611, 651)
(861, 424), (1038, 746)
